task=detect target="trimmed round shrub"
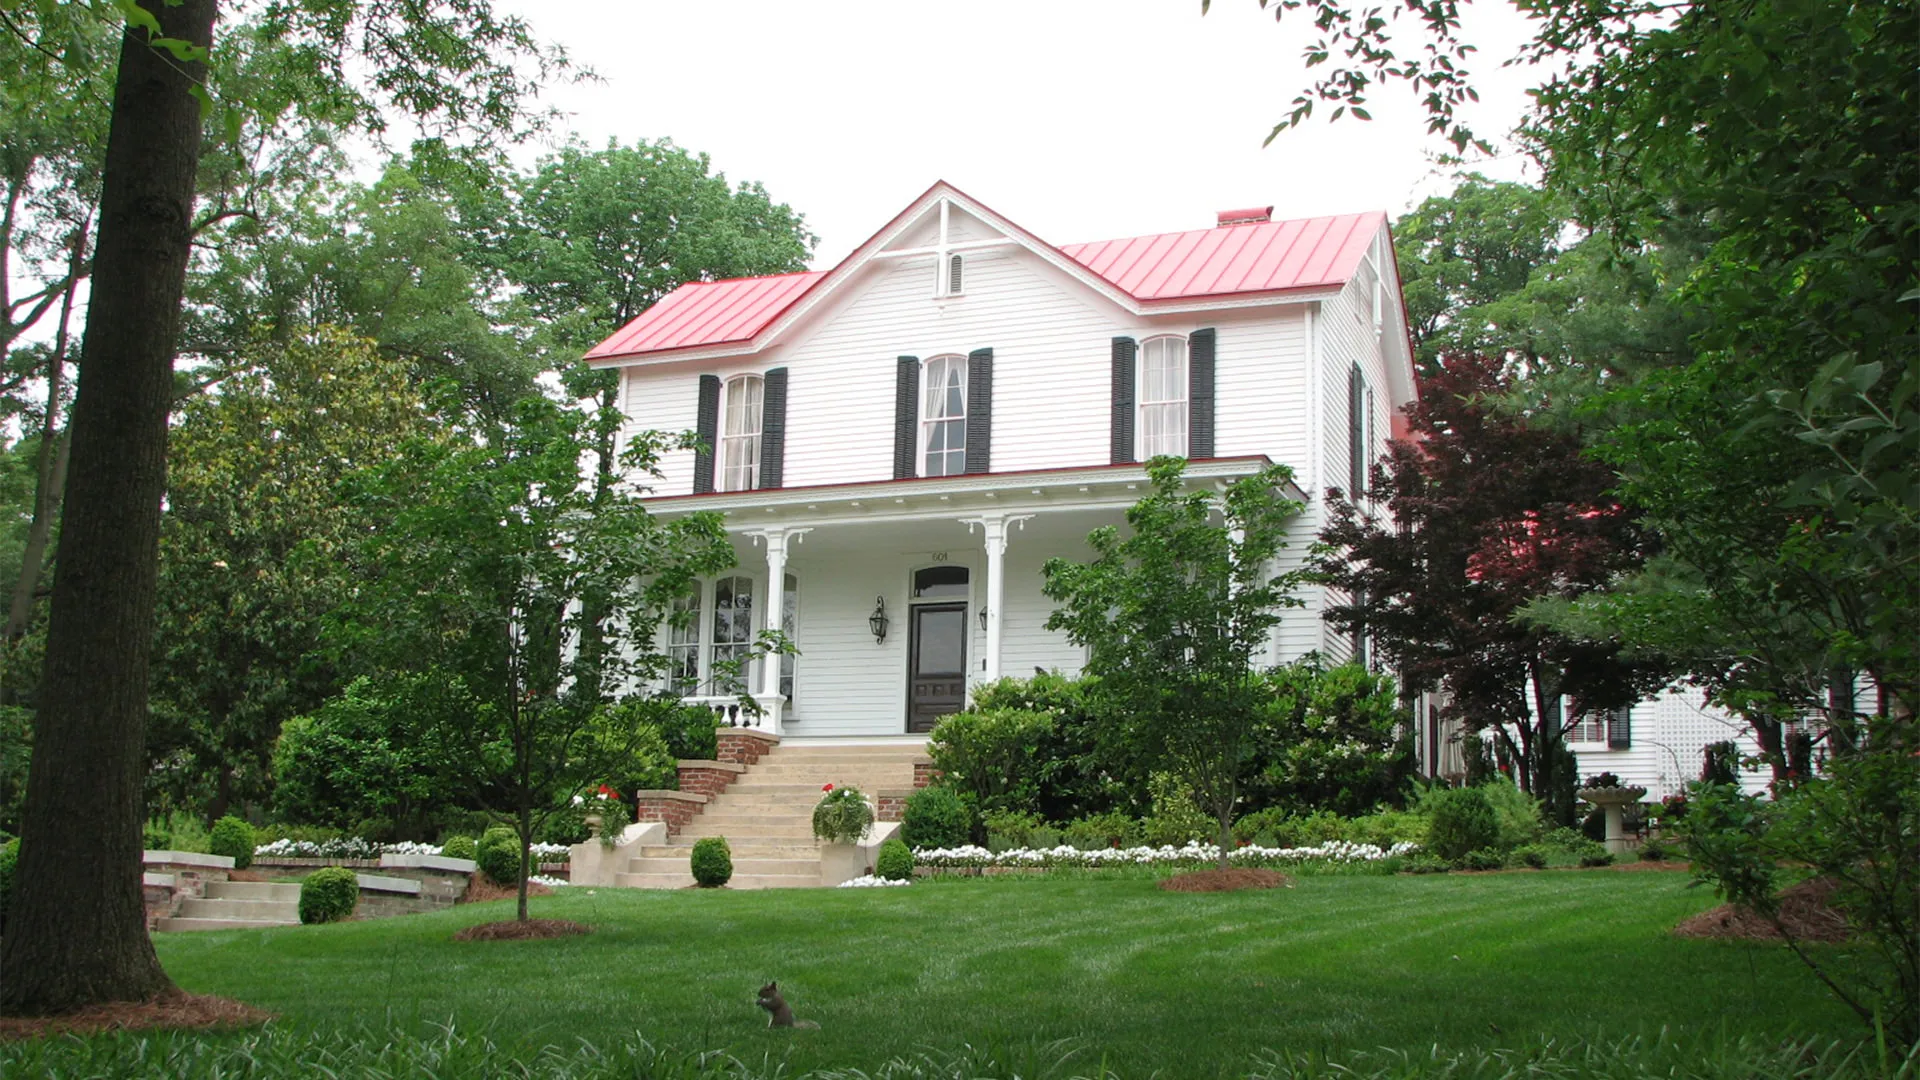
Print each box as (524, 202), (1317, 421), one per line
(208, 815), (255, 870)
(1637, 838), (1670, 862)
(690, 836), (732, 887)
(1513, 844), (1551, 869)
(875, 837), (914, 881)
(902, 786), (970, 849)
(440, 835), (476, 861)
(812, 787), (873, 846)
(475, 826), (521, 886)
(0, 838), (18, 932)
(298, 866), (359, 924)
(1576, 840), (1615, 868)
(1427, 786), (1500, 861)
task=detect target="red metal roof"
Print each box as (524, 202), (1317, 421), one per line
(583, 271), (826, 360)
(585, 204), (1385, 362)
(1058, 211), (1385, 301)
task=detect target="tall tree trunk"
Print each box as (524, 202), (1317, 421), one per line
(3, 224), (87, 651)
(0, 0), (217, 1016)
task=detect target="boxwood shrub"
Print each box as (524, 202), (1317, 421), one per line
(902, 786), (970, 849)
(475, 826), (521, 886)
(298, 866), (359, 924)
(209, 815), (255, 869)
(439, 835), (476, 861)
(1426, 787), (1499, 861)
(875, 837), (914, 881)
(690, 836), (731, 887)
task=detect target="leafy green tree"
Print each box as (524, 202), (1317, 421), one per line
(2, 0), (570, 1017)
(269, 675), (468, 837)
(1043, 458), (1307, 869)
(324, 397), (748, 921)
(149, 327), (429, 822)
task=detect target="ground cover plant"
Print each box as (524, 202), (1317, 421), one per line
(5, 872), (1864, 1077)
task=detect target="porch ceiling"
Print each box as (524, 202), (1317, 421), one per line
(645, 456), (1299, 531)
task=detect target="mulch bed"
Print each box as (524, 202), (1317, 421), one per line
(1160, 868), (1294, 892)
(459, 875), (553, 904)
(453, 918), (591, 942)
(0, 989), (272, 1042)
(1673, 877), (1852, 943)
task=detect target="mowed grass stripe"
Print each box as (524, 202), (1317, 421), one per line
(147, 871), (1856, 1076)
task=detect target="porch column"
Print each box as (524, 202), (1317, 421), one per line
(961, 513), (1033, 683)
(746, 527), (809, 727)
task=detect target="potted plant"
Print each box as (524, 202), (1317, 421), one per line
(813, 783), (879, 885)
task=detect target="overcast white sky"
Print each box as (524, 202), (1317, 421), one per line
(498, 0), (1545, 267)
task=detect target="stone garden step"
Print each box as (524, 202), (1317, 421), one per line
(176, 897), (300, 922)
(205, 881), (302, 902)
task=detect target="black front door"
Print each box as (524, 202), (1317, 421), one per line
(907, 602), (968, 733)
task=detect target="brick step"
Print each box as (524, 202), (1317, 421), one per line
(205, 881), (301, 902)
(175, 897), (300, 922)
(155, 916), (297, 932)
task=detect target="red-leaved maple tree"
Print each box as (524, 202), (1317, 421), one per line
(1314, 353), (1668, 816)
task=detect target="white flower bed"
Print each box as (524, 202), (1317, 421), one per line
(527, 874), (569, 888)
(912, 839), (1419, 869)
(836, 874), (911, 888)
(253, 838), (575, 861)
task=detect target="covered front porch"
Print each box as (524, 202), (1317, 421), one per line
(645, 458), (1287, 738)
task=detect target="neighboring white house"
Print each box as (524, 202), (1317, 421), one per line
(585, 182), (1413, 739)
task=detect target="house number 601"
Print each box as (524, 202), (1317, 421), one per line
(927, 551), (949, 562)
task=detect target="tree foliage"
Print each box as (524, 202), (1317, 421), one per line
(1246, 660), (1412, 819)
(1312, 353), (1666, 818)
(323, 397), (746, 919)
(1043, 459), (1307, 868)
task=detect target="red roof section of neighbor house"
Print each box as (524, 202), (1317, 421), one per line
(584, 203), (1385, 362)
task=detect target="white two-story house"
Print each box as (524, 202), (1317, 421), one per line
(585, 182), (1415, 741)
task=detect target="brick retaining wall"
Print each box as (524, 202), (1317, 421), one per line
(677, 759), (746, 798)
(716, 729), (779, 767)
(630, 790), (709, 835)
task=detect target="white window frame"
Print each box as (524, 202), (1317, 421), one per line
(920, 353), (969, 477)
(1137, 334), (1189, 459)
(667, 572), (802, 700)
(719, 374), (764, 493)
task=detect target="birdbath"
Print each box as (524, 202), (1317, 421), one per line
(1577, 786), (1648, 856)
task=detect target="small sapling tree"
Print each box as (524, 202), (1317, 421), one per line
(326, 395), (779, 921)
(1042, 459), (1306, 869)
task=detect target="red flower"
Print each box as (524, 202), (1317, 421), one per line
(598, 784), (614, 797)
(822, 783), (834, 792)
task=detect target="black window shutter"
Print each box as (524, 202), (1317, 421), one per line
(964, 348), (993, 474)
(693, 374), (720, 494)
(1188, 328), (1216, 459)
(758, 367), (788, 490)
(1608, 707), (1634, 749)
(893, 356), (919, 480)
(1111, 337), (1137, 464)
(1347, 364), (1366, 495)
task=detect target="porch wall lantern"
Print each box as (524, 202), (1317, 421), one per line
(868, 596), (889, 644)
(978, 605), (988, 631)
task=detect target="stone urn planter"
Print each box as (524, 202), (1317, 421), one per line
(1577, 785), (1648, 856)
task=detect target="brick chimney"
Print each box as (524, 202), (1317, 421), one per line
(1216, 206), (1274, 227)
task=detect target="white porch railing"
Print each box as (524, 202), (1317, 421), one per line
(682, 694), (782, 733)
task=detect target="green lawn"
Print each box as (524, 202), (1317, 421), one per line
(91, 869), (1855, 1076)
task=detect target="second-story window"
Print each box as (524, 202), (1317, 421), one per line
(921, 354), (968, 477)
(1138, 335), (1188, 458)
(720, 374), (763, 492)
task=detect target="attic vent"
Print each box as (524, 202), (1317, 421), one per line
(948, 253), (963, 295)
(1216, 206), (1274, 227)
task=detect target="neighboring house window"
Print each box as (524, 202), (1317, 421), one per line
(1568, 707), (1631, 746)
(720, 374), (763, 492)
(780, 573), (798, 702)
(1138, 335), (1188, 458)
(1567, 712), (1606, 744)
(710, 574), (756, 691)
(921, 354), (968, 477)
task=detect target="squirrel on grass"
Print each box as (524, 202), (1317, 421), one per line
(756, 982), (819, 1029)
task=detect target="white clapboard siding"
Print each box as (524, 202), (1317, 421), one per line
(1213, 308), (1311, 470)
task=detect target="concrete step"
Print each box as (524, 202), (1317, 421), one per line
(678, 821), (816, 839)
(624, 855), (820, 877)
(772, 745), (926, 758)
(744, 764), (915, 778)
(155, 916), (298, 932)
(641, 843), (819, 860)
(205, 881), (301, 902)
(721, 781), (895, 796)
(176, 897), (300, 922)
